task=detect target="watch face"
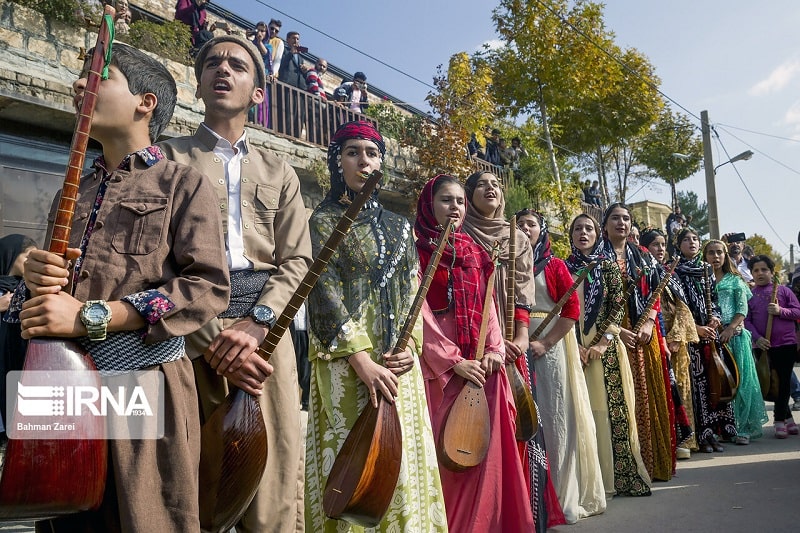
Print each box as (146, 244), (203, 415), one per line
(252, 306), (275, 324)
(86, 304), (108, 325)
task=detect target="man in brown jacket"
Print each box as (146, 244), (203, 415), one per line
(18, 43), (229, 532)
(160, 35), (312, 533)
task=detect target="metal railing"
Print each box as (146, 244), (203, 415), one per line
(248, 79), (377, 148)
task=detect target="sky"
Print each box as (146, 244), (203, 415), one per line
(216, 0), (800, 261)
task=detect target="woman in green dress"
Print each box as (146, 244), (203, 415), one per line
(704, 239), (767, 444)
(305, 121), (447, 532)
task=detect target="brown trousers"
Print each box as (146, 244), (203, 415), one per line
(36, 356), (201, 533)
(186, 317), (302, 533)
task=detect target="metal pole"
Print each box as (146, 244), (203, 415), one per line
(701, 110), (720, 239)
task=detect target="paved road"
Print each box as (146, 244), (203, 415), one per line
(569, 400), (800, 533)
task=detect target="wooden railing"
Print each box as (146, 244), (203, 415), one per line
(248, 79), (377, 148)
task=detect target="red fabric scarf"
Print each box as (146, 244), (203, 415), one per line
(415, 175), (494, 360)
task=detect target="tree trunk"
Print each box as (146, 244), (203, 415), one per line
(595, 147), (608, 205)
(537, 84), (561, 192)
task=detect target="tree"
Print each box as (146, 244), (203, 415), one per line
(676, 191), (708, 238)
(491, 0), (663, 202)
(636, 109), (703, 209)
(746, 234), (783, 270)
(402, 53), (495, 201)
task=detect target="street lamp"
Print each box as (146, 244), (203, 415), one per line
(714, 150), (753, 173)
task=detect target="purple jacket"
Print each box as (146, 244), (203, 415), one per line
(745, 283), (800, 347)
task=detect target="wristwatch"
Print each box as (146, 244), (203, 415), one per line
(250, 305), (277, 328)
(604, 332), (614, 342)
(80, 300), (112, 341)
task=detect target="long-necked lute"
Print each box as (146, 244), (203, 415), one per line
(702, 263), (738, 407)
(530, 261), (597, 341)
(323, 222), (454, 527)
(504, 217), (538, 441)
(199, 171), (383, 533)
(438, 247), (498, 471)
(756, 273), (780, 400)
(631, 256), (680, 336)
(0, 8), (115, 519)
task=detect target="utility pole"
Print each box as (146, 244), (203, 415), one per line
(791, 244), (795, 275)
(701, 110), (720, 239)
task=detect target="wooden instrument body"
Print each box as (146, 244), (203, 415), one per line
(322, 222), (454, 525)
(0, 7), (115, 519)
(322, 397), (402, 527)
(755, 275), (781, 401)
(702, 264), (738, 407)
(504, 216), (538, 441)
(703, 340), (738, 407)
(506, 363), (538, 441)
(199, 388), (267, 532)
(439, 381), (490, 472)
(0, 339), (107, 518)
(439, 246), (497, 472)
(199, 172), (384, 531)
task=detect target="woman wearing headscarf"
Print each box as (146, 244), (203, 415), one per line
(673, 227), (737, 452)
(417, 174), (533, 532)
(304, 122), (446, 532)
(462, 172), (550, 528)
(704, 239), (766, 444)
(566, 214), (650, 498)
(641, 227), (697, 458)
(516, 208), (605, 523)
(602, 204), (675, 481)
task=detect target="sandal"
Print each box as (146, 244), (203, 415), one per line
(786, 419), (799, 435)
(735, 435), (750, 445)
(775, 422), (788, 439)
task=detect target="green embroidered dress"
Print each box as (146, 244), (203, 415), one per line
(305, 200), (447, 533)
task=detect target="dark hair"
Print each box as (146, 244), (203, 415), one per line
(431, 174), (462, 197)
(354, 71), (367, 81)
(464, 171), (495, 204)
(569, 214), (600, 242)
(269, 18), (281, 27)
(675, 227), (700, 256)
(601, 202), (631, 229)
(287, 31), (299, 40)
(515, 208), (542, 226)
(639, 227), (665, 248)
(748, 254), (774, 272)
(96, 43), (177, 142)
(255, 21), (267, 30)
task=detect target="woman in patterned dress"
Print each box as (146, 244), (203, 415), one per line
(672, 228), (737, 453)
(602, 204), (675, 481)
(567, 214), (651, 498)
(305, 121), (447, 532)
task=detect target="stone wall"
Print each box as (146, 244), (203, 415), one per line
(0, 0), (420, 212)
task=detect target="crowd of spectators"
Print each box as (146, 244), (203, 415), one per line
(170, 2), (373, 142)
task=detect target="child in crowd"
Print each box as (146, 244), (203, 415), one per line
(16, 43), (229, 531)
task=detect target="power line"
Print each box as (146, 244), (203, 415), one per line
(714, 125), (800, 177)
(712, 131), (789, 248)
(217, 0), (439, 93)
(715, 122), (800, 144)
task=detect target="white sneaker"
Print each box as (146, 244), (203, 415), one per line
(676, 447), (691, 459)
(792, 400), (800, 411)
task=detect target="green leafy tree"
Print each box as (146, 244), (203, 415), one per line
(746, 234), (783, 270)
(676, 190), (708, 238)
(402, 53), (495, 202)
(636, 109), (703, 209)
(491, 0), (662, 202)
